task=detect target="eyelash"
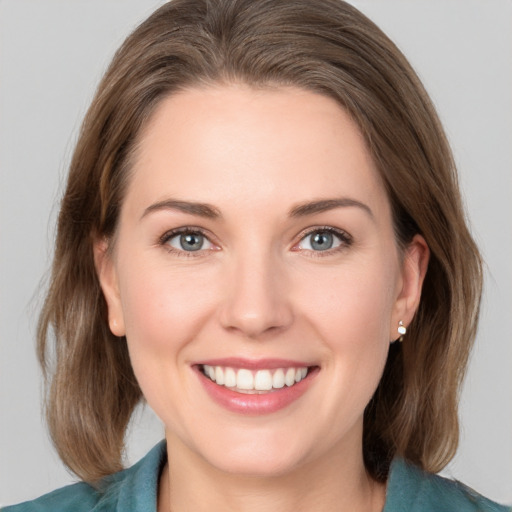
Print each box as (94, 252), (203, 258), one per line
(158, 226), (353, 259)
(158, 227), (213, 258)
(295, 226), (353, 258)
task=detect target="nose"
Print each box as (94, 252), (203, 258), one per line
(218, 250), (294, 339)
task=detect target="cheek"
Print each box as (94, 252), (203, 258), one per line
(296, 260), (396, 400)
(119, 253), (217, 335)
(300, 259), (396, 345)
(115, 257), (219, 376)
(116, 259), (221, 421)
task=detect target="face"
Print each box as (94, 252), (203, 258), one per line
(96, 85), (427, 477)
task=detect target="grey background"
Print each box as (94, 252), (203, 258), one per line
(1, 0), (511, 506)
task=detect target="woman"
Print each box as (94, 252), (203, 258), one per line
(3, 0), (509, 510)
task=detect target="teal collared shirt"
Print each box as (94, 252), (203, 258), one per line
(3, 441), (510, 511)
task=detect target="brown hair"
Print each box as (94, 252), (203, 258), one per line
(38, 0), (482, 483)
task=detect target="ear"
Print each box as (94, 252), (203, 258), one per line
(390, 234), (430, 341)
(93, 237), (126, 337)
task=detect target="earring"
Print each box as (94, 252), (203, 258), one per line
(397, 320), (407, 342)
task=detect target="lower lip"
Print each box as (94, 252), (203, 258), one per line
(194, 366), (318, 415)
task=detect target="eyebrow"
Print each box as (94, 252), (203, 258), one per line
(288, 198), (374, 219)
(141, 199), (222, 220)
(141, 197), (373, 221)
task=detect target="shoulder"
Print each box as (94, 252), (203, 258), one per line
(2, 482), (100, 512)
(385, 458), (510, 512)
(1, 481), (100, 512)
(2, 441), (167, 512)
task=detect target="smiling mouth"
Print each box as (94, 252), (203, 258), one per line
(199, 364), (313, 394)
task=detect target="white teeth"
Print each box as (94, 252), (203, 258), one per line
(215, 366), (224, 385)
(202, 365), (310, 392)
(285, 368), (296, 387)
(236, 369), (254, 390)
(254, 370), (273, 391)
(224, 367), (236, 387)
(272, 369), (285, 389)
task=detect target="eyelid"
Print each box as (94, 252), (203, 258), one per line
(158, 225), (352, 258)
(159, 226), (219, 257)
(292, 226), (353, 255)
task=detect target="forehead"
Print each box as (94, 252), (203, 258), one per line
(126, 84), (390, 220)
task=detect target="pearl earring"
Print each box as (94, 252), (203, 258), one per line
(397, 320), (406, 342)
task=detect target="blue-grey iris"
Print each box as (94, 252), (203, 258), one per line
(311, 231), (334, 251)
(180, 233), (204, 251)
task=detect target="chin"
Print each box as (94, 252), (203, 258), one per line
(191, 428), (315, 478)
(209, 451), (305, 478)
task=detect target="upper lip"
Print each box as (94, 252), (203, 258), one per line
(193, 357), (315, 370)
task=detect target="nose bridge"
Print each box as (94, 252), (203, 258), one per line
(219, 240), (293, 338)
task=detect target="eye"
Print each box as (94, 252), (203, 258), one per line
(295, 227), (352, 254)
(160, 228), (215, 255)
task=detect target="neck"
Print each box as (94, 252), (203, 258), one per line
(158, 430), (386, 512)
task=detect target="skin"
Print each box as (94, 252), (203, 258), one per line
(95, 85), (429, 512)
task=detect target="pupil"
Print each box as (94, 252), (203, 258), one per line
(180, 233), (203, 251)
(311, 232), (333, 251)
